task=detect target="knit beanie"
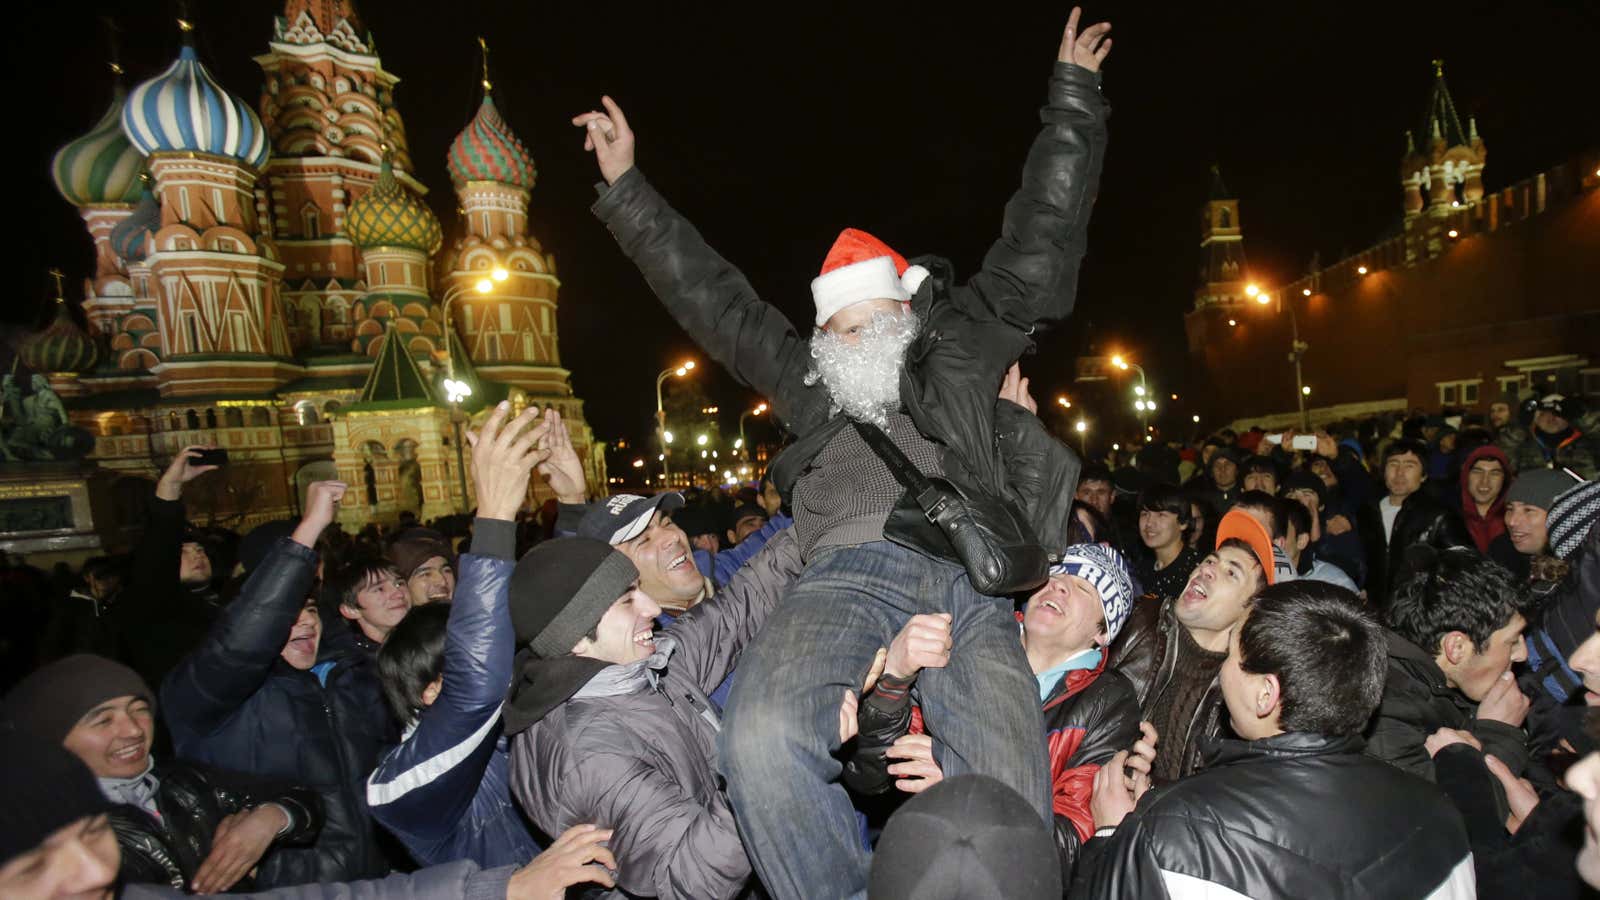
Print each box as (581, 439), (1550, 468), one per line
(0, 729), (113, 865)
(388, 528), (455, 580)
(1548, 480), (1600, 561)
(237, 519), (298, 576)
(1050, 544), (1135, 644)
(1507, 468), (1583, 512)
(4, 655), (153, 744)
(1282, 470), (1328, 509)
(510, 538), (640, 659)
(868, 774), (1060, 900)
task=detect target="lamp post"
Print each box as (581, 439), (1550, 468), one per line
(1111, 354), (1151, 437)
(738, 403), (767, 463)
(655, 360), (696, 487)
(1251, 286), (1311, 431)
(439, 268), (506, 512)
(1075, 418), (1089, 456)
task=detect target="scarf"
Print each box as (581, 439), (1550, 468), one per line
(572, 635), (679, 701)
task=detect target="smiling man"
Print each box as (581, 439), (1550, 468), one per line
(579, 493), (711, 615)
(503, 527), (802, 900)
(388, 530), (456, 607)
(1111, 509), (1275, 782)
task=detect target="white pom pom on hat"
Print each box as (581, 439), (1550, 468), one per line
(810, 228), (929, 327)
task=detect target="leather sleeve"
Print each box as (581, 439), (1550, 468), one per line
(124, 494), (185, 622)
(994, 398), (1081, 556)
(1108, 598), (1162, 703)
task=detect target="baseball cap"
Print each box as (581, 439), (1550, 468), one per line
(1215, 508), (1276, 585)
(577, 493), (686, 545)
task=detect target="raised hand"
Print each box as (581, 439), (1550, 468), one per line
(293, 480), (348, 549)
(156, 445), (221, 501)
(883, 613), (953, 680)
(534, 407), (589, 504)
(1057, 7), (1112, 73)
(571, 95), (636, 186)
(507, 824), (618, 900)
(190, 805), (287, 893)
(467, 402), (547, 521)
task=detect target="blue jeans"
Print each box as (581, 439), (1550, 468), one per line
(721, 541), (1049, 900)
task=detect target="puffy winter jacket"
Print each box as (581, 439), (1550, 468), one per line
(367, 519), (536, 869)
(1107, 595), (1225, 781)
(590, 62), (1107, 577)
(1358, 489), (1473, 609)
(1073, 732), (1476, 899)
(505, 528), (803, 900)
(1365, 630), (1529, 797)
(843, 650), (1139, 880)
(162, 538), (398, 887)
(110, 760), (322, 892)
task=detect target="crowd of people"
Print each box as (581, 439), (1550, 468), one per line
(4, 8), (1600, 899)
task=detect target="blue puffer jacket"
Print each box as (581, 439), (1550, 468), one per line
(367, 519), (538, 868)
(161, 538), (398, 888)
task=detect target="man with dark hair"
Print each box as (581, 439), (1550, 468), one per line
(1367, 547), (1532, 791)
(387, 529), (455, 607)
(1133, 484), (1200, 601)
(1276, 496), (1359, 591)
(1505, 468), (1584, 560)
(1458, 445), (1521, 573)
(1358, 437), (1472, 608)
(5, 654), (322, 893)
(1240, 456), (1281, 495)
(329, 557), (411, 654)
(1111, 509), (1275, 782)
(1282, 468), (1364, 586)
(1197, 447), (1243, 514)
(1075, 463), (1115, 522)
(1078, 581), (1475, 899)
(725, 503), (768, 547)
(161, 481), (398, 885)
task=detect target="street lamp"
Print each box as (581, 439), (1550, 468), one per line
(1074, 418), (1088, 456)
(739, 402), (767, 461)
(1251, 290), (1311, 431)
(440, 276), (498, 512)
(656, 360), (696, 486)
(1112, 353), (1151, 435)
(1056, 396), (1071, 409)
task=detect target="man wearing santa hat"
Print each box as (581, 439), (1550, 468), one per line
(571, 9), (1112, 899)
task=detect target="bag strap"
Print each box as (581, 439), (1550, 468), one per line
(850, 419), (949, 519)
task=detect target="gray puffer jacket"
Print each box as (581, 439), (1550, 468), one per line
(504, 529), (803, 900)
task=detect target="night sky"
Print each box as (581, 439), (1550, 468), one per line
(13, 1), (1599, 450)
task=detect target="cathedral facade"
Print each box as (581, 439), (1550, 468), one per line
(42, 1), (604, 530)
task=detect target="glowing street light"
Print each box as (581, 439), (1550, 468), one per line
(655, 360), (697, 484)
(1447, 229), (1459, 239)
(474, 277), (493, 294)
(1193, 414), (1201, 423)
(1074, 418), (1088, 455)
(1302, 385), (1312, 396)
(1228, 318), (1238, 327)
(1134, 385), (1146, 397)
(662, 430), (674, 444)
(1245, 283), (1261, 297)
(696, 433), (709, 446)
(1357, 265), (1369, 275)
(1302, 288), (1312, 297)
(739, 402), (768, 461)
(1057, 396), (1071, 409)
(632, 458), (645, 469)
(490, 266), (509, 282)
(1255, 292), (1271, 306)
(442, 378), (472, 404)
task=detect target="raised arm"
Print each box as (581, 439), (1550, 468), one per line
(961, 8), (1112, 334)
(576, 99), (820, 427)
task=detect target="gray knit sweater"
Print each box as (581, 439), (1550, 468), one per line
(790, 411), (944, 559)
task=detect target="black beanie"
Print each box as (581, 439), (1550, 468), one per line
(510, 538), (640, 659)
(0, 729), (113, 865)
(1282, 470), (1328, 509)
(868, 775), (1061, 900)
(4, 654), (154, 744)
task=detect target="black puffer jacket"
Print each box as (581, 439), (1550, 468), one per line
(1358, 489), (1473, 608)
(1107, 596), (1225, 780)
(1073, 732), (1476, 899)
(591, 61), (1107, 576)
(161, 539), (399, 888)
(110, 760), (321, 891)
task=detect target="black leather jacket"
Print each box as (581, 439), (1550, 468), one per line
(1107, 596), (1226, 781)
(591, 62), (1107, 571)
(109, 760), (321, 891)
(1358, 489), (1473, 608)
(1074, 732), (1475, 899)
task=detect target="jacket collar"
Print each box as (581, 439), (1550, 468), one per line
(1202, 730), (1366, 768)
(1042, 649), (1107, 711)
(502, 650), (609, 736)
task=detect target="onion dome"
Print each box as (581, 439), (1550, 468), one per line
(109, 183), (161, 262)
(21, 303), (103, 375)
(446, 96), (535, 190)
(346, 155), (442, 253)
(121, 44), (269, 169)
(52, 86), (145, 207)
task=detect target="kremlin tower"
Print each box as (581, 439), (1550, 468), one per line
(33, 3), (605, 529)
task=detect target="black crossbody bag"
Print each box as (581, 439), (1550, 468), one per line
(851, 419), (1048, 596)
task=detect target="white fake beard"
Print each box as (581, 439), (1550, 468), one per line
(804, 309), (921, 429)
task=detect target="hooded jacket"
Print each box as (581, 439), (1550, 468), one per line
(1073, 732), (1475, 899)
(367, 519), (536, 869)
(1459, 444), (1513, 554)
(161, 538), (398, 887)
(109, 760), (321, 892)
(504, 529), (802, 900)
(589, 62), (1107, 577)
(843, 648), (1139, 881)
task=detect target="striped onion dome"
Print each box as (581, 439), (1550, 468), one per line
(346, 155), (442, 253)
(446, 96), (535, 189)
(52, 85), (146, 207)
(121, 44), (269, 169)
(21, 304), (103, 375)
(109, 184), (161, 262)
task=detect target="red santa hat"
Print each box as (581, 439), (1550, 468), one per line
(810, 228), (930, 327)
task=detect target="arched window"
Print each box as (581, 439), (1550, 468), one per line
(295, 401), (319, 426)
(1218, 208), (1232, 228)
(301, 203), (321, 239)
(204, 409), (218, 430)
(223, 408), (244, 428)
(250, 407), (273, 427)
(185, 409), (201, 430)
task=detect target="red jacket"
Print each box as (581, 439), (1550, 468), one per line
(1459, 444), (1512, 553)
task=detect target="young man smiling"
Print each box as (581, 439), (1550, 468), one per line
(333, 559), (413, 653)
(578, 494), (711, 615)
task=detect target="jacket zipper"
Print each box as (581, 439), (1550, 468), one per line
(317, 668), (372, 874)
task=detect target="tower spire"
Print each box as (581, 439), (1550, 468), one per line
(478, 36), (492, 95)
